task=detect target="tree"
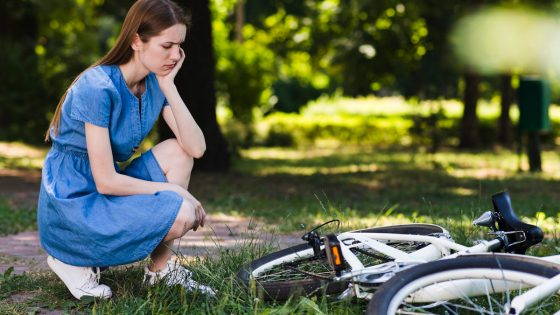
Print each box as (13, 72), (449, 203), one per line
(164, 0), (230, 171)
(459, 72), (481, 148)
(498, 74), (514, 145)
(0, 0), (47, 143)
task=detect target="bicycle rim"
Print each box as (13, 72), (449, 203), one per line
(368, 254), (560, 314)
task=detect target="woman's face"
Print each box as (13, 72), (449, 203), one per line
(135, 23), (186, 76)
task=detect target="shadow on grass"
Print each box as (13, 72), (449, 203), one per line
(191, 148), (560, 232)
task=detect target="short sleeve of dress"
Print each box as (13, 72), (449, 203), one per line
(69, 68), (115, 128)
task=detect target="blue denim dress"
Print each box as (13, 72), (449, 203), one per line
(38, 65), (183, 267)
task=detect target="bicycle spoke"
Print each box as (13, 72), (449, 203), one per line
(395, 277), (558, 314)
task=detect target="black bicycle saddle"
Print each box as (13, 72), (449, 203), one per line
(492, 191), (543, 254)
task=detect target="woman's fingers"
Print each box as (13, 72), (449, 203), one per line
(192, 204), (201, 231)
(186, 196), (205, 231)
(199, 206), (206, 227)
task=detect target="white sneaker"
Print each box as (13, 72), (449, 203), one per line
(47, 255), (112, 300)
(144, 261), (216, 296)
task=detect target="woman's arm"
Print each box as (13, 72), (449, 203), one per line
(160, 90), (206, 158)
(85, 122), (188, 197)
(157, 48), (206, 158)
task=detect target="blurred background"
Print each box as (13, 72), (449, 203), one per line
(5, 2), (560, 311)
(4, 0), (560, 164)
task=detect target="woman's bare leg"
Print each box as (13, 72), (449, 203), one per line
(152, 138), (194, 189)
(148, 139), (196, 272)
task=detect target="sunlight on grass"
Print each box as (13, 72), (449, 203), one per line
(240, 147), (560, 180)
(0, 142), (47, 170)
(447, 187), (477, 196)
(228, 145), (560, 236)
(301, 95), (526, 120)
(0, 142), (46, 158)
(248, 95), (560, 148)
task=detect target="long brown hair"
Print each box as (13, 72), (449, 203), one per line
(45, 0), (190, 141)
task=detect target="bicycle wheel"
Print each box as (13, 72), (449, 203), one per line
(237, 223), (448, 301)
(367, 254), (560, 314)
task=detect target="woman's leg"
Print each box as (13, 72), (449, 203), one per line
(149, 139), (197, 272)
(150, 202), (196, 271)
(151, 138), (194, 189)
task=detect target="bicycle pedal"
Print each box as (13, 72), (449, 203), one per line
(325, 233), (345, 276)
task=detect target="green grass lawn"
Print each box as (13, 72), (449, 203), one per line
(3, 144), (560, 313)
(193, 146), (560, 236)
(2, 94), (560, 313)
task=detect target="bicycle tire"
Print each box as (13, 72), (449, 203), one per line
(237, 223), (447, 301)
(367, 253), (560, 314)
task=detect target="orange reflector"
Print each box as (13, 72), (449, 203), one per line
(332, 246), (342, 265)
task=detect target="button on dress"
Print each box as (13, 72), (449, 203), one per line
(38, 65), (183, 267)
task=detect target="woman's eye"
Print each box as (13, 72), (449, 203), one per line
(162, 45), (172, 49)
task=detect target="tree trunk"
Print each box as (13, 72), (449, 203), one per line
(160, 0), (230, 171)
(498, 74), (513, 146)
(459, 72), (480, 148)
(235, 0), (244, 43)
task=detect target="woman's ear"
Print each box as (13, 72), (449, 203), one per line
(131, 34), (142, 51)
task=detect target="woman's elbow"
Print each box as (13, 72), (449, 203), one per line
(191, 145), (206, 159)
(95, 181), (112, 195)
(93, 176), (115, 195)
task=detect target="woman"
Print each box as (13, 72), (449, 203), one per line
(38, 0), (214, 299)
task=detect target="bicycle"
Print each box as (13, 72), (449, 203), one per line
(236, 191), (547, 314)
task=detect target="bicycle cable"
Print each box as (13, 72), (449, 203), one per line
(303, 219), (341, 237)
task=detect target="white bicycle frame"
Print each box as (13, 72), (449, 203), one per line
(249, 225), (560, 313)
(331, 230), (560, 314)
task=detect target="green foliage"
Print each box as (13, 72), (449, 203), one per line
(215, 40), (275, 124)
(0, 38), (48, 144)
(213, 0), (276, 147)
(272, 78), (324, 113)
(214, 0), (333, 121)
(6, 0), (560, 148)
(0, 199), (37, 236)
(36, 0), (112, 98)
(262, 124), (295, 147)
(0, 0), (122, 144)
(257, 111), (411, 147)
(220, 96), (558, 149)
(408, 102), (448, 153)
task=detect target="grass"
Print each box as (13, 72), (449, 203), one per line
(0, 239), (367, 314)
(2, 94), (560, 312)
(2, 143), (560, 312)
(190, 146), (560, 236)
(0, 212), (558, 314)
(0, 198), (36, 236)
(236, 96), (560, 147)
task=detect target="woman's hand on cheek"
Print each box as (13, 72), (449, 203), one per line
(156, 47), (186, 90)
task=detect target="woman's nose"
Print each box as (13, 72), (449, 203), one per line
(170, 46), (181, 61)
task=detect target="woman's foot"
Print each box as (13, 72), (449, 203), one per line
(144, 261), (215, 296)
(47, 255), (112, 300)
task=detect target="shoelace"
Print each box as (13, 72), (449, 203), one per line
(94, 267), (101, 284)
(84, 267), (101, 289)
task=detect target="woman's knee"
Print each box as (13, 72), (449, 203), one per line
(165, 201), (195, 240)
(154, 139), (193, 172)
